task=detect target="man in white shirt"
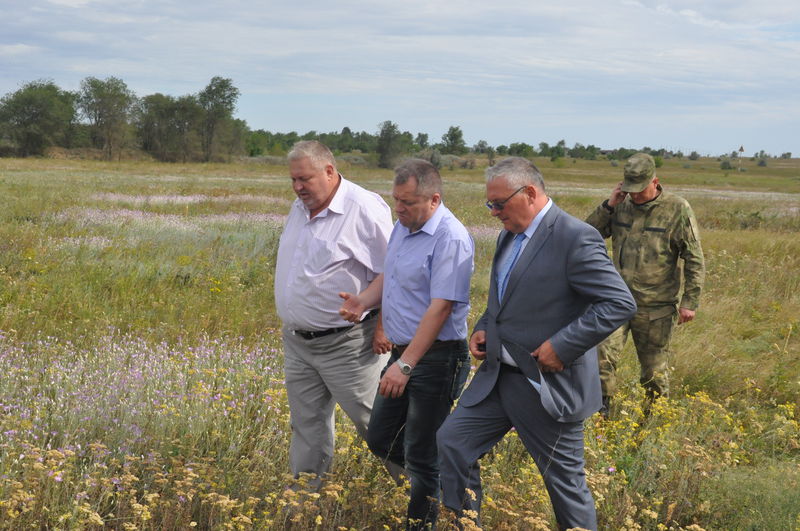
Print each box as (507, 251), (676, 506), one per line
(274, 140), (394, 486)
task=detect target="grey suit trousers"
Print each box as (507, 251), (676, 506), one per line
(437, 369), (597, 530)
(282, 318), (387, 485)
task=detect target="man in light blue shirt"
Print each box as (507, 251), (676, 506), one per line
(339, 158), (473, 530)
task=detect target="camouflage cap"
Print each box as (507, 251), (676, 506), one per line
(621, 153), (656, 193)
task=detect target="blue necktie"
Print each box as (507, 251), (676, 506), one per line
(498, 233), (526, 301)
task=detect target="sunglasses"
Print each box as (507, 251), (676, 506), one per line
(485, 186), (527, 211)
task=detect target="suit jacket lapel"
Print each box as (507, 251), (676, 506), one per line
(499, 205), (559, 310)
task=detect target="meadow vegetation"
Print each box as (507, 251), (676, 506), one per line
(0, 155), (797, 529)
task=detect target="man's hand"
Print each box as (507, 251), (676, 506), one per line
(372, 321), (392, 354)
(532, 340), (564, 372)
(469, 330), (487, 360)
(678, 307), (696, 324)
(608, 181), (627, 208)
(379, 363), (410, 398)
(338, 292), (366, 323)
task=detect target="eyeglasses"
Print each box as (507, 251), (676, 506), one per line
(485, 186), (527, 211)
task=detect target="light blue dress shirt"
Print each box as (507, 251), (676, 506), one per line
(382, 203), (475, 346)
(496, 198), (553, 390)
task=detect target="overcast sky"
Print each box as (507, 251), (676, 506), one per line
(2, 0), (798, 155)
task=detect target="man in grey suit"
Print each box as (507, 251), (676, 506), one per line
(437, 157), (636, 530)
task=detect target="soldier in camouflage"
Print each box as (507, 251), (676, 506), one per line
(586, 153), (705, 413)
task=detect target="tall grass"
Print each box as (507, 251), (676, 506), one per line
(0, 157), (798, 529)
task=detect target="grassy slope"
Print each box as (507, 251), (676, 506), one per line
(0, 156), (797, 529)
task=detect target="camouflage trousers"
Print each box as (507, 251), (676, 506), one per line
(597, 307), (677, 398)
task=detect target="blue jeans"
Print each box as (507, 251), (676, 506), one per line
(367, 340), (470, 530)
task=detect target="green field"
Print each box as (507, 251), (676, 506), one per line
(0, 156), (798, 529)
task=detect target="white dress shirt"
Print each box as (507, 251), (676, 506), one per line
(274, 176), (392, 331)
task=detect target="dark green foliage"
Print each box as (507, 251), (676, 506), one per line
(197, 77), (240, 162)
(136, 93), (203, 162)
(441, 125), (467, 155)
(0, 80), (76, 156)
(376, 120), (404, 168)
(78, 76), (136, 160)
(507, 142), (536, 158)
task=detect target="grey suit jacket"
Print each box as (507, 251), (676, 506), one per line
(459, 203), (636, 422)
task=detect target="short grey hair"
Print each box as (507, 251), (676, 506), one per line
(485, 157), (545, 193)
(394, 158), (443, 198)
(287, 140), (336, 169)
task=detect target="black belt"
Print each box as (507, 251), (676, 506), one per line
(393, 339), (465, 356)
(292, 309), (379, 340)
(500, 363), (524, 375)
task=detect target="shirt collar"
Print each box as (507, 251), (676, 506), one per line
(325, 174), (348, 215)
(296, 173), (347, 219)
(521, 198), (553, 239)
(632, 184), (663, 208)
(398, 201), (446, 238)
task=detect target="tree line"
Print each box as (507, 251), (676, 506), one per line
(0, 77), (787, 166)
(0, 76), (241, 162)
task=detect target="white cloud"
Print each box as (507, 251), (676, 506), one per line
(0, 44), (40, 56)
(53, 31), (97, 43)
(46, 0), (94, 6)
(0, 0), (798, 154)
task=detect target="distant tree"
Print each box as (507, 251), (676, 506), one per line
(496, 145), (508, 155)
(441, 125), (467, 155)
(0, 79), (76, 156)
(338, 126), (354, 152)
(538, 142), (550, 157)
(611, 147), (637, 161)
(550, 139), (566, 160)
(674, 150), (684, 159)
(757, 158), (767, 167)
(584, 144), (600, 160)
(197, 76), (240, 162)
(780, 152), (792, 159)
(472, 139), (490, 154)
(486, 146), (496, 166)
(167, 95), (201, 162)
(218, 118), (249, 160)
(653, 155), (664, 168)
(415, 132), (429, 150)
(567, 142), (599, 160)
(568, 143), (586, 159)
(376, 120), (403, 168)
(78, 76), (135, 160)
(247, 129), (269, 157)
(353, 130), (377, 153)
(688, 151), (700, 160)
(136, 93), (202, 162)
(507, 142), (535, 158)
(137, 93), (177, 160)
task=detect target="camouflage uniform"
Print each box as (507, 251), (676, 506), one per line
(586, 185), (705, 397)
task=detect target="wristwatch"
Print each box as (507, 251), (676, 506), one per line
(396, 359), (413, 375)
